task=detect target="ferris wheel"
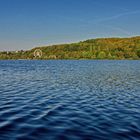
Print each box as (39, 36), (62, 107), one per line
(34, 49), (43, 58)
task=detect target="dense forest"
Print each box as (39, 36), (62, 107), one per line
(0, 36), (140, 60)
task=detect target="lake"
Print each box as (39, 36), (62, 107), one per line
(0, 60), (140, 140)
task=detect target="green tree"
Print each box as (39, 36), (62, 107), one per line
(137, 50), (140, 58)
(97, 51), (106, 59)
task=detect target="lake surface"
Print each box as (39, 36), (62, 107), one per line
(0, 60), (140, 140)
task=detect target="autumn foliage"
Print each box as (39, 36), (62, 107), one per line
(0, 36), (140, 60)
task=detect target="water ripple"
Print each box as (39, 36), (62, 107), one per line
(0, 60), (140, 140)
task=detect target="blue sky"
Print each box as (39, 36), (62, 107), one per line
(0, 0), (140, 51)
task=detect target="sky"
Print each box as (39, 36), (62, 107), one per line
(0, 0), (140, 51)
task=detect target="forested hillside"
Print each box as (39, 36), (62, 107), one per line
(0, 36), (140, 60)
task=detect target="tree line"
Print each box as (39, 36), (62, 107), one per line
(0, 36), (140, 60)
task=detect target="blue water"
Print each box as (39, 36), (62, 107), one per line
(0, 60), (140, 140)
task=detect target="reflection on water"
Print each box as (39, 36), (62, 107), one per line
(0, 60), (140, 140)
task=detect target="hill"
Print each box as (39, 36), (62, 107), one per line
(1, 36), (140, 60)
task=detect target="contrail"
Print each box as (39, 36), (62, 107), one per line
(74, 9), (140, 28)
(79, 9), (140, 36)
(103, 24), (132, 36)
(94, 10), (140, 23)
